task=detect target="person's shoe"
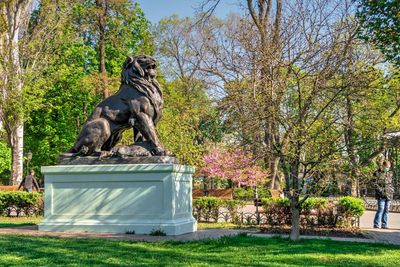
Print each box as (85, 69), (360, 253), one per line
(382, 226), (389, 229)
(373, 225), (380, 229)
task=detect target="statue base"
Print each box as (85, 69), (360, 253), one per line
(39, 164), (197, 235)
(58, 155), (179, 165)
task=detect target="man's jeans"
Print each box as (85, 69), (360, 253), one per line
(374, 198), (390, 228)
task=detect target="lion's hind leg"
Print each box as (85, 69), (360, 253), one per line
(71, 118), (111, 156)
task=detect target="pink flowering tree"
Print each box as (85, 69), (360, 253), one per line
(200, 147), (268, 187)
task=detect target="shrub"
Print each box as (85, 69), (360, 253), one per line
(337, 196), (365, 227)
(262, 198), (291, 226)
(260, 197), (362, 228)
(300, 198), (328, 227)
(233, 187), (271, 201)
(223, 199), (245, 224)
(193, 197), (223, 222)
(0, 191), (43, 216)
(262, 197), (290, 209)
(301, 198), (328, 211)
(149, 228), (166, 236)
(233, 188), (253, 201)
(338, 196), (365, 217)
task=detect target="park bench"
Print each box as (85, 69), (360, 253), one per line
(0, 185), (18, 191)
(0, 185), (43, 192)
(193, 189), (233, 199)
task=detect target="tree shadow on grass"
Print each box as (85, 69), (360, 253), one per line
(0, 234), (399, 266)
(0, 216), (42, 229)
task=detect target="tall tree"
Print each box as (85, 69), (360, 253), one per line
(75, 0), (152, 98)
(196, 0), (375, 241)
(0, 0), (66, 184)
(155, 16), (224, 167)
(0, 0), (32, 185)
(95, 0), (109, 98)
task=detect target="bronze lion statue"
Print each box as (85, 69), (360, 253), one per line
(61, 55), (167, 157)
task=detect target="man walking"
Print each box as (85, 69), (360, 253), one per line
(373, 160), (394, 229)
(18, 169), (40, 192)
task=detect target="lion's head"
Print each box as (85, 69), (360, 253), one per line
(121, 55), (158, 84)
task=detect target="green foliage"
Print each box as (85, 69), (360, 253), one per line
(261, 197), (291, 226)
(261, 197), (362, 228)
(193, 197), (246, 223)
(149, 228), (166, 236)
(0, 192), (43, 216)
(321, 181), (340, 197)
(223, 199), (245, 224)
(158, 80), (222, 167)
(262, 197), (290, 209)
(338, 196), (365, 218)
(233, 187), (254, 200)
(233, 187), (271, 201)
(24, 41), (102, 168)
(0, 142), (11, 185)
(193, 196), (224, 222)
(72, 1), (152, 76)
(356, 0), (400, 66)
(300, 198), (328, 211)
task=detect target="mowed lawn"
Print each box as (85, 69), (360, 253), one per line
(0, 234), (399, 266)
(0, 216), (43, 228)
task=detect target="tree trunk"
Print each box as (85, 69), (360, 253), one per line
(269, 157), (280, 189)
(96, 0), (109, 99)
(290, 198), (300, 241)
(344, 94), (359, 196)
(11, 125), (24, 185)
(2, 1), (32, 185)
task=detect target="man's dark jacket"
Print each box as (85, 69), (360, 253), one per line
(373, 169), (394, 200)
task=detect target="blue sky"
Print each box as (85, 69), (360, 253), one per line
(135, 0), (242, 23)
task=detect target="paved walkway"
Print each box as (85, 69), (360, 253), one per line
(358, 210), (400, 245)
(360, 210), (400, 229)
(1, 224), (400, 245)
(361, 228), (400, 245)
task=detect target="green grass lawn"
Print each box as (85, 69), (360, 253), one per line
(197, 222), (258, 230)
(1, 217), (399, 266)
(0, 234), (399, 266)
(0, 216), (43, 228)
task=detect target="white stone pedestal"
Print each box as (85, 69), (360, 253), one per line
(39, 164), (197, 235)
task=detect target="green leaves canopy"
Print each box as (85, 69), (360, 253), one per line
(357, 0), (400, 66)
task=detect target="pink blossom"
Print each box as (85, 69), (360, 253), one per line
(200, 147), (268, 186)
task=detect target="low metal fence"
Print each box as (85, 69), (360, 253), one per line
(363, 197), (400, 212)
(193, 210), (359, 227)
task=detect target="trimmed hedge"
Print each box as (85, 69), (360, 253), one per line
(262, 197), (291, 226)
(0, 191), (43, 216)
(193, 197), (245, 222)
(337, 196), (365, 227)
(301, 198), (328, 211)
(261, 196), (365, 228)
(338, 196), (365, 217)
